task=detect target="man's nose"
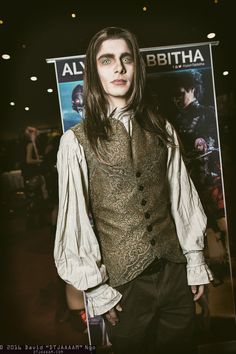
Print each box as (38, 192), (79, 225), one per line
(114, 60), (126, 74)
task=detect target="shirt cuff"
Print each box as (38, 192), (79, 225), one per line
(185, 251), (213, 285)
(85, 284), (122, 317)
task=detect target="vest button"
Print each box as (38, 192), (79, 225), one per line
(147, 225), (153, 232)
(139, 185), (144, 191)
(141, 199), (147, 206)
(145, 212), (150, 219)
(150, 238), (156, 246)
(136, 171), (141, 177)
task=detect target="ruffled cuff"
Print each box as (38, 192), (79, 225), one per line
(185, 251), (213, 285)
(85, 284), (122, 317)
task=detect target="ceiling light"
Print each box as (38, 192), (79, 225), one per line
(47, 88), (53, 93)
(2, 54), (10, 60)
(223, 71), (229, 76)
(207, 33), (216, 39)
(10, 102), (15, 106)
(71, 13), (76, 18)
(143, 6), (147, 11)
(25, 107), (30, 111)
(30, 76), (37, 81)
(0, 20), (3, 25)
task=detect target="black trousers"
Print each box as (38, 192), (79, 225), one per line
(105, 261), (196, 354)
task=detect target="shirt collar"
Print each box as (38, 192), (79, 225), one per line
(108, 106), (134, 122)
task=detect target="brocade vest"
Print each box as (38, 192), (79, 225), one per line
(71, 118), (186, 287)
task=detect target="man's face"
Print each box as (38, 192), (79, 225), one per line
(195, 143), (205, 152)
(96, 38), (134, 108)
(173, 87), (195, 109)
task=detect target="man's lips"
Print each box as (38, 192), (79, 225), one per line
(111, 79), (127, 85)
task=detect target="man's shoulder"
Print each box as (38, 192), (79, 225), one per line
(59, 124), (86, 155)
(70, 119), (87, 137)
(59, 121), (84, 147)
(70, 119), (89, 147)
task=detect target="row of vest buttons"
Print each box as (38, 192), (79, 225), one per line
(136, 172), (146, 207)
(136, 171), (156, 246)
(148, 224), (156, 245)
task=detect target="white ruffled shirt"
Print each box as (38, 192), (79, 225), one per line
(54, 113), (213, 317)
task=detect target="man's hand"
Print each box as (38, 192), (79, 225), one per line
(104, 303), (122, 326)
(191, 284), (204, 301)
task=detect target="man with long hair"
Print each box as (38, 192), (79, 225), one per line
(54, 27), (213, 354)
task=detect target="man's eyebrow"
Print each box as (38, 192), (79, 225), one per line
(97, 53), (114, 61)
(97, 52), (132, 60)
(120, 52), (133, 58)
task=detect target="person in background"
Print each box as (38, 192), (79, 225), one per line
(171, 70), (217, 157)
(41, 133), (61, 236)
(20, 126), (48, 227)
(54, 27), (213, 354)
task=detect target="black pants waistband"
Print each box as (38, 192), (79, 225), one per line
(141, 258), (167, 276)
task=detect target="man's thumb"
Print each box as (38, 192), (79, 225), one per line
(116, 304), (123, 312)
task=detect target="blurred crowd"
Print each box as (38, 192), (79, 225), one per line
(0, 126), (60, 230)
(0, 126), (88, 335)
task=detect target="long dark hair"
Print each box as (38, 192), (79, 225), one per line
(83, 27), (174, 153)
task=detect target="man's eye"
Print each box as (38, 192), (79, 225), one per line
(101, 58), (111, 65)
(122, 56), (132, 63)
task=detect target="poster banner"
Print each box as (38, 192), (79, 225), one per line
(53, 56), (85, 131)
(47, 41), (235, 349)
(141, 43), (230, 273)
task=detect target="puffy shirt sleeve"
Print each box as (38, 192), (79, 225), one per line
(166, 122), (213, 285)
(54, 129), (122, 316)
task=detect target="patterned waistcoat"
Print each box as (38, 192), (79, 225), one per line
(72, 118), (185, 287)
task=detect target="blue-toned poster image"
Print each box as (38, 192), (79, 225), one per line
(58, 81), (84, 131)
